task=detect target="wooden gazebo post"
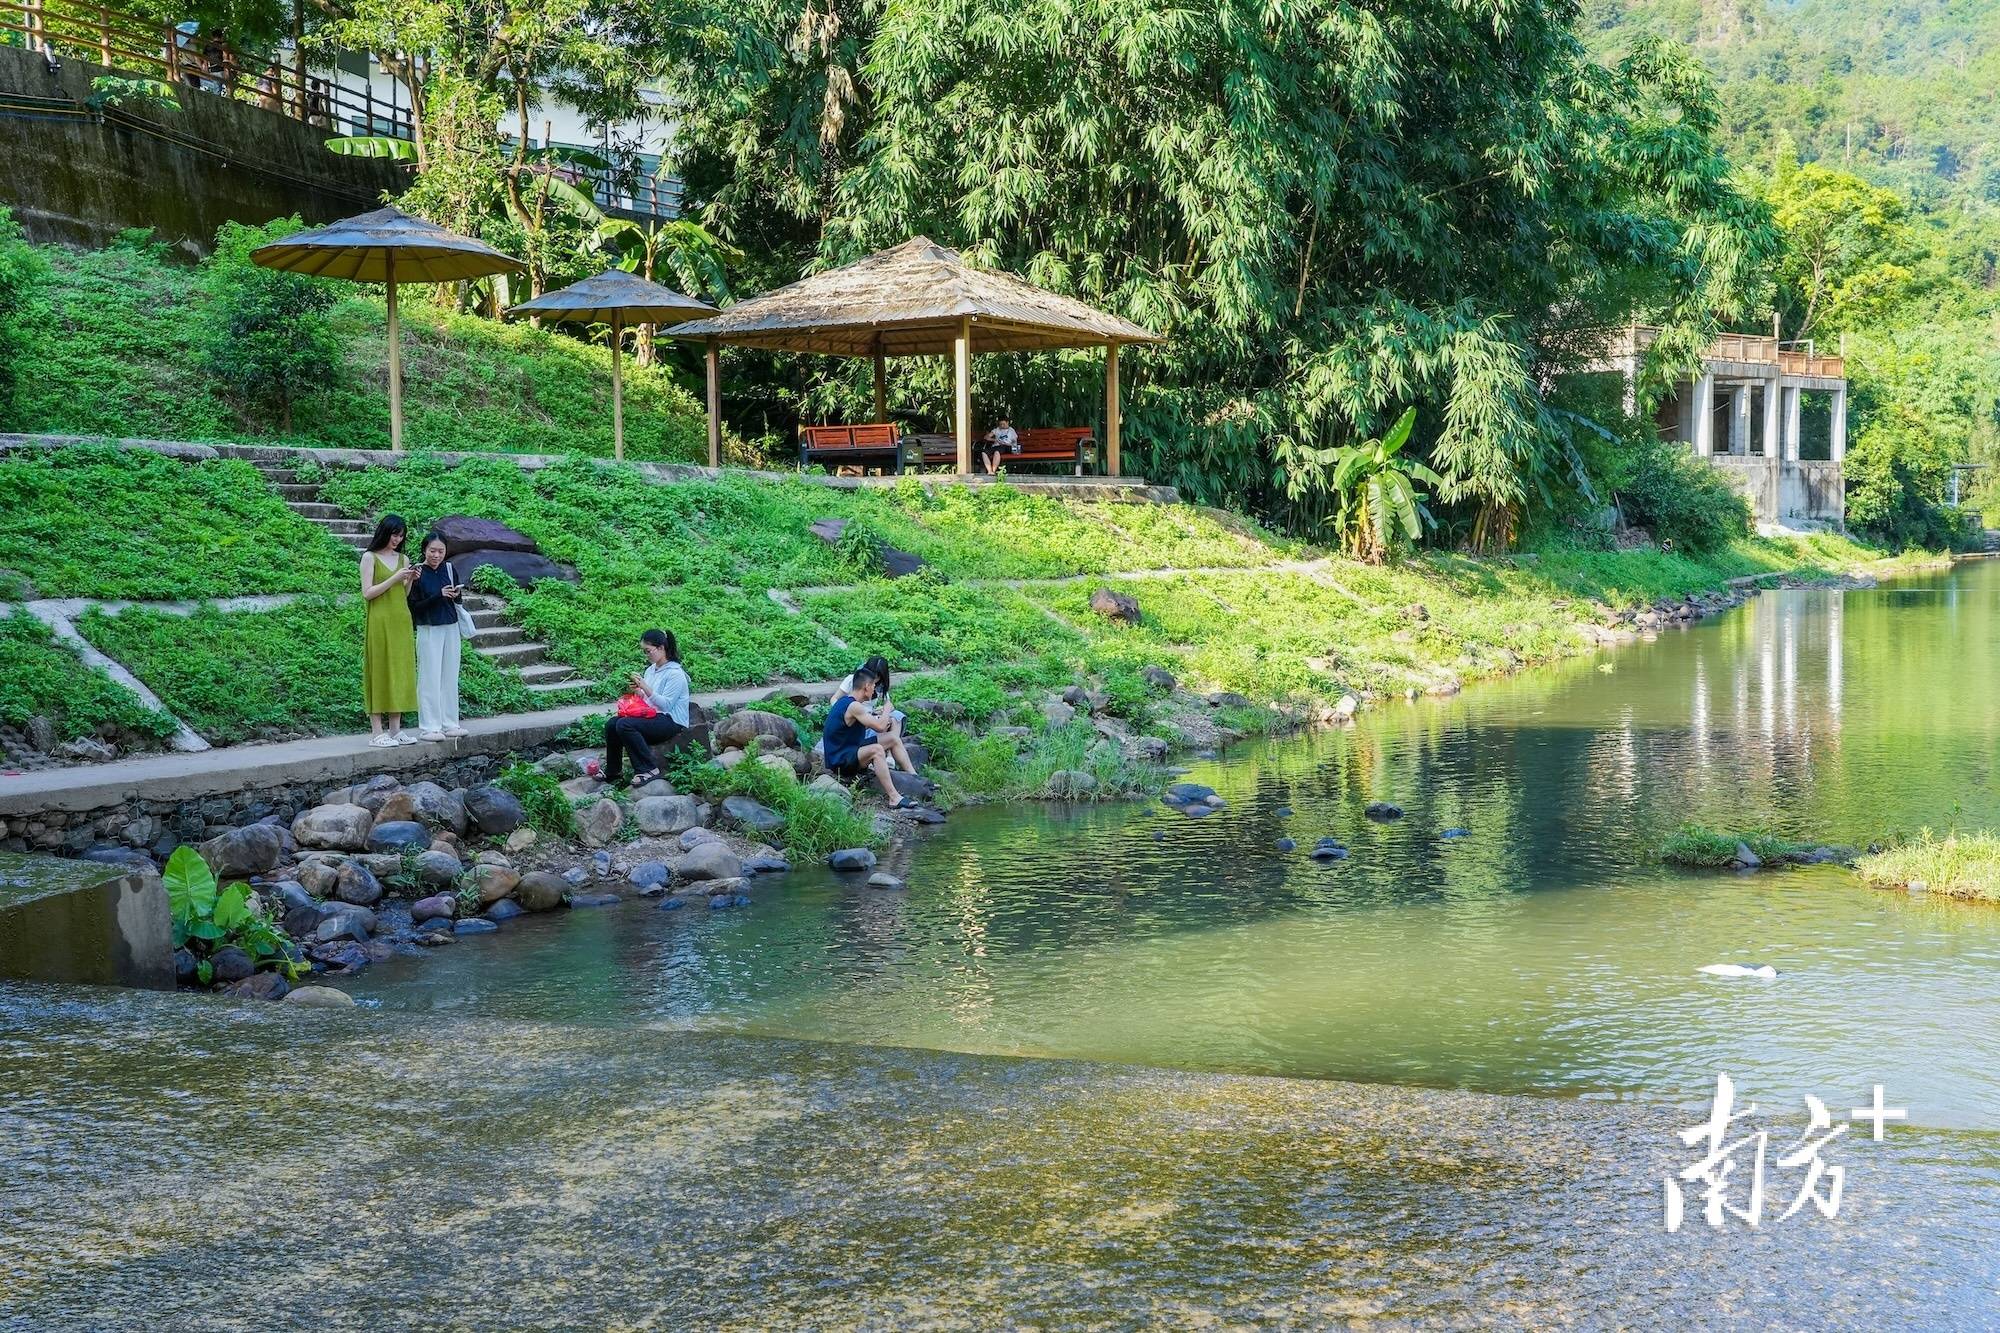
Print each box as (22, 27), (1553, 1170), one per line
(954, 315), (973, 475)
(1105, 341), (1121, 478)
(705, 337), (721, 468)
(871, 335), (887, 421)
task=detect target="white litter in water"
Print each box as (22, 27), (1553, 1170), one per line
(1698, 963), (1778, 979)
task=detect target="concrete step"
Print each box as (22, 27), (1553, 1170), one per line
(517, 661), (581, 684)
(288, 501), (344, 520)
(472, 624), (528, 648)
(525, 677), (594, 695)
(469, 608), (509, 629)
(275, 483), (322, 501)
(464, 594), (507, 612)
(254, 467), (303, 485)
(479, 641), (549, 667)
(309, 516), (373, 534)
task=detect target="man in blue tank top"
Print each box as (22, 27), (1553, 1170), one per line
(822, 666), (922, 808)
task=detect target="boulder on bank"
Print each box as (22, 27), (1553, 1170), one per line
(198, 824), (283, 878)
(463, 785), (525, 836)
(402, 780), (467, 832)
(432, 514), (541, 559)
(635, 795), (707, 837)
(450, 549), (577, 588)
(414, 850), (463, 888)
(470, 864), (519, 906)
(293, 804), (374, 852)
(578, 798), (623, 847)
(1045, 770), (1098, 799)
(722, 795), (786, 835)
(411, 894), (457, 924)
(714, 710), (801, 751)
(511, 871), (569, 913)
(333, 860), (384, 907)
(1141, 665), (1177, 693)
(829, 847), (877, 872)
(1089, 587), (1142, 624)
(366, 820), (433, 855)
(284, 986), (356, 1009)
(672, 842), (742, 883)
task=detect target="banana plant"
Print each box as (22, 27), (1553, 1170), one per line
(598, 217), (739, 364)
(1327, 407), (1440, 563)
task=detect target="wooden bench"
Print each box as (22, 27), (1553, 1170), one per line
(799, 423), (910, 475)
(911, 426), (1099, 474)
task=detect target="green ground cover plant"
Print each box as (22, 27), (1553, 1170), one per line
(1856, 832), (2000, 904)
(0, 445), (352, 599)
(166, 845), (304, 985)
(77, 600), (538, 745)
(671, 756), (880, 860)
(496, 761), (580, 841)
(0, 612), (175, 744)
(795, 574), (1080, 671)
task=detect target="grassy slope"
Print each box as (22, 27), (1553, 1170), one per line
(6, 442), (1912, 752)
(0, 612), (174, 744)
(6, 242), (712, 461)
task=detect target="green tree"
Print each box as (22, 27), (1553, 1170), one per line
(199, 217), (340, 433)
(1763, 159), (1926, 338)
(663, 3), (1773, 539)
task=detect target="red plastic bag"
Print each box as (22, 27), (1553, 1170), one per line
(615, 693), (658, 719)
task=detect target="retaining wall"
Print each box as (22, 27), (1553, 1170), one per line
(0, 47), (400, 256)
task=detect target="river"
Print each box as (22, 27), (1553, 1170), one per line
(4, 561), (1998, 1326)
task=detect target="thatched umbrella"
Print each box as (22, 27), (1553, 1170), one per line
(669, 237), (1162, 473)
(506, 269), (715, 461)
(251, 206), (525, 451)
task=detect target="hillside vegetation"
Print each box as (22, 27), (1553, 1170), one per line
(0, 442), (1908, 760)
(0, 228), (713, 461)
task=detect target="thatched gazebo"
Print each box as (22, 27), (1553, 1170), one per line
(668, 238), (1162, 475)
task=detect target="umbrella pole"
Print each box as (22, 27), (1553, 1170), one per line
(611, 315), (624, 462)
(385, 253), (403, 452)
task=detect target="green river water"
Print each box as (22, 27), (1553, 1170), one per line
(4, 561), (1998, 1326)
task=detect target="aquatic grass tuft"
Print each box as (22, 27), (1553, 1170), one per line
(1856, 831), (2000, 904)
(1660, 825), (1823, 868)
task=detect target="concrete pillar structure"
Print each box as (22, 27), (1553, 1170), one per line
(1762, 383), (1780, 457)
(1729, 386), (1751, 454)
(1783, 386), (1802, 462)
(1692, 374), (1716, 457)
(1830, 387), (1848, 462)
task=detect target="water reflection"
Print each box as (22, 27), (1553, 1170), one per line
(349, 564), (2000, 1124)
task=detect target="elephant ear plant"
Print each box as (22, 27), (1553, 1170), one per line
(1328, 408), (1441, 563)
(163, 846), (306, 986)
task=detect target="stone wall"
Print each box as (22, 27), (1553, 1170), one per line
(0, 47), (401, 256)
(2, 746), (566, 862)
(0, 852), (172, 989)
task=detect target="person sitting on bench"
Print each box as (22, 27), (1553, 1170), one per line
(980, 416), (1019, 475)
(822, 665), (922, 808)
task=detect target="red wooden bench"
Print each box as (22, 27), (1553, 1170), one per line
(799, 423), (911, 475)
(911, 426), (1099, 474)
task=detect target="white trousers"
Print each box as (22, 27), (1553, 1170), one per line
(415, 623), (462, 733)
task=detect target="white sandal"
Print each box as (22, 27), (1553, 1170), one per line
(369, 733), (398, 749)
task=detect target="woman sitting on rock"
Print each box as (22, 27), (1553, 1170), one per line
(822, 665), (921, 809)
(360, 514), (419, 748)
(837, 655), (903, 751)
(602, 628), (690, 787)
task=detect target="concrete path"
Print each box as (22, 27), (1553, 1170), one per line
(0, 677), (872, 818)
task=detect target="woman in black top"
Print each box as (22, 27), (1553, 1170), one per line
(406, 533), (468, 740)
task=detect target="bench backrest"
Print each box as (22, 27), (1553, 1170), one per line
(801, 423), (900, 450)
(1015, 427), (1093, 454)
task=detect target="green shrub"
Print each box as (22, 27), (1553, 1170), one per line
(0, 612), (175, 743)
(199, 218), (342, 434)
(671, 752), (878, 860)
(166, 846), (304, 984)
(496, 761), (578, 839)
(1608, 436), (1751, 553)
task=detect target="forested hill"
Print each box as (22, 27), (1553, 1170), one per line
(1583, 0), (2000, 205)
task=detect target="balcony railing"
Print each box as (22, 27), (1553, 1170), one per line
(3, 0), (412, 139)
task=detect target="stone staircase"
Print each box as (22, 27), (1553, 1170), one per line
(243, 454), (595, 698)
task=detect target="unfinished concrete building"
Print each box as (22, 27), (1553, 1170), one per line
(1603, 326), (1849, 527)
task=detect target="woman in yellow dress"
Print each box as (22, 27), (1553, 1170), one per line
(360, 514), (419, 747)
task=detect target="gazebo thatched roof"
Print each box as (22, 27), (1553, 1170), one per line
(669, 237), (1162, 357)
(505, 268), (714, 326)
(251, 205), (524, 283)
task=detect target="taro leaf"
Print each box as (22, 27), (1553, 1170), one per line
(212, 882), (252, 933)
(163, 846), (217, 924)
